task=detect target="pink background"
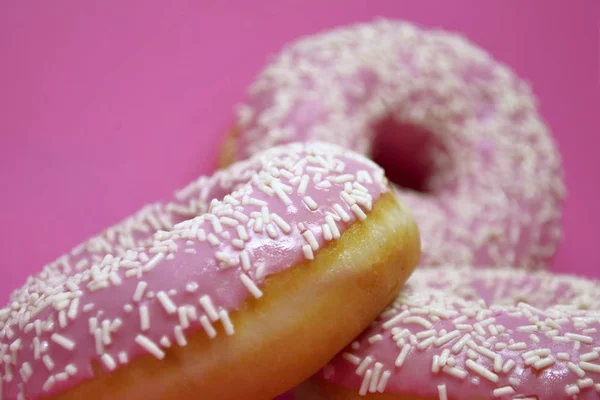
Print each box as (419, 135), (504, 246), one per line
(1, 0), (599, 297)
(0, 3), (598, 394)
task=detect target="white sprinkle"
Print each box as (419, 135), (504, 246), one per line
(581, 351), (600, 362)
(199, 315), (217, 339)
(502, 359), (516, 373)
(219, 310), (235, 335)
(342, 353), (361, 365)
(302, 230), (319, 251)
(435, 330), (460, 347)
(301, 196), (318, 211)
(160, 336), (172, 348)
(377, 370), (391, 392)
(215, 251), (236, 267)
(341, 191), (356, 206)
(466, 359), (498, 382)
(139, 305), (150, 331)
(65, 364), (77, 375)
(432, 355), (441, 373)
(557, 352), (570, 361)
(143, 253), (165, 272)
(255, 263), (266, 280)
(297, 174), (309, 194)
(403, 316), (433, 329)
(395, 344), (411, 367)
(157, 291), (177, 314)
(524, 355), (540, 366)
(566, 333), (594, 344)
(369, 363), (383, 393)
(568, 361), (586, 377)
(67, 297), (79, 320)
(565, 384), (580, 395)
(132, 281), (148, 303)
(271, 213), (291, 233)
(493, 386), (515, 397)
(333, 203), (351, 222)
(416, 329), (437, 339)
(220, 217), (238, 227)
(134, 335), (165, 359)
(351, 204), (367, 220)
(418, 336), (436, 350)
(382, 310), (410, 330)
(452, 334), (472, 354)
(316, 180), (332, 189)
(175, 307), (189, 329)
(356, 356), (374, 375)
(94, 328), (104, 355)
(517, 324), (538, 333)
(102, 319), (111, 345)
(325, 215), (341, 239)
(199, 295), (219, 321)
(102, 353), (117, 371)
(442, 366), (467, 380)
(207, 233), (221, 246)
(438, 384), (448, 400)
(368, 334), (383, 344)
(272, 182), (292, 205)
(240, 251), (251, 271)
(88, 316), (98, 334)
(359, 368), (373, 396)
(322, 224), (333, 240)
(109, 271), (122, 286)
(233, 211), (249, 224)
(553, 336), (570, 344)
(580, 361), (600, 373)
(42, 355), (54, 371)
(19, 362), (32, 382)
(174, 325), (187, 346)
(51, 333), (75, 351)
(42, 376), (56, 392)
(534, 356), (555, 370)
(240, 273), (263, 299)
(477, 346), (498, 360)
(578, 378), (594, 388)
(253, 217), (263, 233)
(302, 245), (314, 260)
(507, 342), (527, 351)
(266, 224), (278, 238)
(529, 333), (540, 343)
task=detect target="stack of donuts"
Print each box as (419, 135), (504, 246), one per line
(1, 19), (594, 400)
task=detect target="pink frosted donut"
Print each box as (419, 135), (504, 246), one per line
(229, 19), (565, 268)
(0, 142), (421, 399)
(297, 267), (600, 399)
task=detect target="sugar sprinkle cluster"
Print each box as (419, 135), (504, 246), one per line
(235, 19), (564, 269)
(325, 267), (600, 399)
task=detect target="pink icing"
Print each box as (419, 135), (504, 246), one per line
(233, 19), (564, 269)
(0, 142), (389, 399)
(320, 267), (600, 399)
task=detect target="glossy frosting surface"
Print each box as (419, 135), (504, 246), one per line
(0, 142), (388, 399)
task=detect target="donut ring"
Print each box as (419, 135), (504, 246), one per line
(225, 19), (565, 269)
(0, 142), (420, 400)
(296, 267), (600, 399)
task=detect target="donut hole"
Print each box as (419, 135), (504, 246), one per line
(371, 117), (447, 194)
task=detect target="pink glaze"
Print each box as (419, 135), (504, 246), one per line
(0, 142), (388, 399)
(318, 267), (600, 399)
(233, 19), (564, 269)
